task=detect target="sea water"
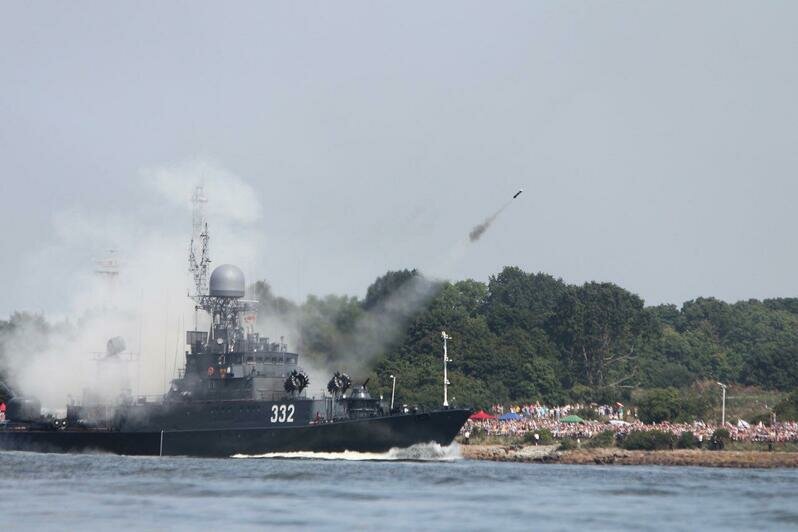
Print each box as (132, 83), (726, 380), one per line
(1, 445), (797, 531)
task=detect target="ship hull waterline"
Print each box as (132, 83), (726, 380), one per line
(0, 409), (471, 458)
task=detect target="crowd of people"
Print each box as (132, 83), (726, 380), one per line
(490, 402), (626, 421)
(462, 402), (798, 443)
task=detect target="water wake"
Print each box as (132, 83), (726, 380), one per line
(231, 442), (461, 461)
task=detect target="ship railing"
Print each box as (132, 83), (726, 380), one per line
(134, 394), (165, 404)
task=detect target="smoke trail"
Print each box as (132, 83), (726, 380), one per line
(298, 193), (525, 375)
(469, 200), (512, 242)
(341, 274), (440, 371)
(252, 273), (441, 382)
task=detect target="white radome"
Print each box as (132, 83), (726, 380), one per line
(208, 264), (245, 298)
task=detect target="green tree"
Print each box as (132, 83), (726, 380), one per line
(621, 430), (675, 450)
(774, 391), (798, 421)
(484, 267), (567, 335)
(362, 269), (420, 311)
(636, 387), (710, 423)
(548, 282), (654, 388)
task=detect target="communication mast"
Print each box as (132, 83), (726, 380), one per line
(188, 186), (211, 298)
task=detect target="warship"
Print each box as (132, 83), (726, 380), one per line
(0, 197), (470, 457)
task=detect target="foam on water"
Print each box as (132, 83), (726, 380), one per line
(231, 441), (461, 461)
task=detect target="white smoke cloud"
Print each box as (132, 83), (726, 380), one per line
(1, 159), (264, 411)
(144, 159), (262, 224)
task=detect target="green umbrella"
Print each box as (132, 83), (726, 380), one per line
(560, 415), (584, 423)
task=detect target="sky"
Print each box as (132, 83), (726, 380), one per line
(2, 0), (798, 318)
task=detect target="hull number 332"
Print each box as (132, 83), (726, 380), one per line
(270, 404), (295, 423)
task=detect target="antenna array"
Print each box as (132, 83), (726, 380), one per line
(188, 186), (211, 297)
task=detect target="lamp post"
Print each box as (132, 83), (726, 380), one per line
(389, 374), (396, 411)
(441, 331), (451, 408)
(717, 382), (727, 426)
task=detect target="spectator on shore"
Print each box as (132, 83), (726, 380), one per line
(463, 402), (798, 443)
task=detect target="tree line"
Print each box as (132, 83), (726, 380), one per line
(253, 266), (798, 410)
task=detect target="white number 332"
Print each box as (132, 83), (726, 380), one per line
(270, 404), (295, 423)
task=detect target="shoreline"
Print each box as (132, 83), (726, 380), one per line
(460, 444), (798, 468)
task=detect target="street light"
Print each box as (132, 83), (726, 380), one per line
(441, 331), (452, 408)
(389, 374), (397, 411)
(717, 382), (727, 426)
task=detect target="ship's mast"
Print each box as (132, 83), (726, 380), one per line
(185, 185), (258, 354)
(188, 185), (211, 328)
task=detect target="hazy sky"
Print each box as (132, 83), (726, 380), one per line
(2, 1), (797, 317)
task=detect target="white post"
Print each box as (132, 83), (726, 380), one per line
(442, 331), (451, 408)
(390, 374), (396, 410)
(722, 386), (726, 426)
(717, 382), (727, 426)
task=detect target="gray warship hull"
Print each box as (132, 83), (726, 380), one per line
(0, 408), (470, 457)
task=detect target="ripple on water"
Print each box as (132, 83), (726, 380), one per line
(602, 487), (676, 497)
(2, 451), (798, 531)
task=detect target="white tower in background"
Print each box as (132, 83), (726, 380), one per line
(442, 331), (451, 408)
